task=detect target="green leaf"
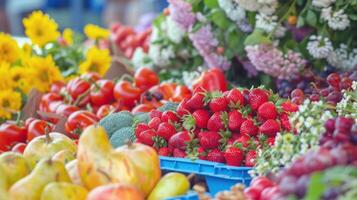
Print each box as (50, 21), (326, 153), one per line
(305, 172), (326, 200)
(153, 14), (165, 28)
(306, 10), (317, 27)
(204, 0), (219, 8)
(349, 13), (357, 21)
(244, 29), (271, 46)
(191, 22), (204, 33)
(297, 16), (305, 27)
(209, 9), (230, 29)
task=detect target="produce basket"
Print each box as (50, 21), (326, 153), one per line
(160, 156), (252, 195)
(165, 191), (200, 200)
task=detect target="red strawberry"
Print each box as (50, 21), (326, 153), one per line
(186, 93), (205, 110)
(259, 119), (280, 137)
(267, 137), (275, 146)
(240, 119), (258, 136)
(177, 97), (191, 116)
(158, 147), (172, 156)
(228, 110), (245, 131)
(207, 112), (227, 132)
(280, 112), (292, 131)
(209, 97), (228, 112)
(207, 149), (225, 163)
(139, 129), (156, 146)
(281, 101), (298, 112)
(258, 102), (277, 121)
(161, 110), (179, 123)
(135, 123), (150, 138)
(183, 109), (210, 130)
(236, 134), (251, 148)
(199, 131), (221, 150)
(197, 147), (207, 160)
(149, 110), (163, 119)
(173, 148), (187, 158)
(245, 150), (257, 167)
(224, 146), (244, 166)
(148, 117), (161, 130)
(228, 133), (241, 145)
(157, 122), (177, 140)
(168, 131), (191, 150)
(226, 88), (244, 106)
(248, 88), (269, 111)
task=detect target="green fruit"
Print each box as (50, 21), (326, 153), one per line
(41, 182), (88, 200)
(99, 111), (134, 138)
(157, 102), (179, 112)
(147, 173), (189, 200)
(0, 152), (31, 186)
(9, 159), (71, 200)
(110, 127), (136, 148)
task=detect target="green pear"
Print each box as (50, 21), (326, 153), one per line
(147, 173), (190, 200)
(9, 159), (71, 200)
(24, 132), (77, 168)
(0, 152), (31, 186)
(41, 182), (88, 200)
(52, 149), (76, 165)
(65, 160), (82, 186)
(0, 165), (9, 200)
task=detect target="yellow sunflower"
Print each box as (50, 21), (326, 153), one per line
(0, 90), (22, 119)
(84, 24), (109, 40)
(23, 11), (60, 47)
(10, 66), (34, 94)
(0, 32), (20, 64)
(0, 63), (14, 90)
(26, 55), (63, 92)
(79, 47), (111, 76)
(63, 28), (74, 45)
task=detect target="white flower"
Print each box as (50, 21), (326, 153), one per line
(307, 35), (333, 59)
(148, 44), (175, 67)
(234, 0), (260, 12)
(182, 71), (201, 89)
(132, 48), (152, 69)
(166, 16), (186, 44)
(327, 44), (357, 70)
(256, 14), (277, 32)
(312, 0), (335, 8)
(321, 7), (350, 30)
(218, 0), (246, 23)
(257, 0), (278, 15)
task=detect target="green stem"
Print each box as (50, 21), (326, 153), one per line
(268, 0), (297, 39)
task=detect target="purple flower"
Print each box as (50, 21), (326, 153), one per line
(168, 0), (196, 30)
(240, 59), (258, 77)
(245, 44), (306, 80)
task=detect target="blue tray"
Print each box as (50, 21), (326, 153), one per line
(160, 156), (252, 195)
(165, 191), (200, 200)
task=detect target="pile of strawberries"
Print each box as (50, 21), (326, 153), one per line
(135, 87), (298, 167)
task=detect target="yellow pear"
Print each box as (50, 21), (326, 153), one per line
(0, 152), (31, 186)
(0, 165), (9, 200)
(52, 149), (76, 164)
(9, 159), (71, 200)
(77, 125), (140, 190)
(148, 173), (190, 200)
(65, 160), (82, 186)
(40, 182), (88, 200)
(24, 132), (77, 168)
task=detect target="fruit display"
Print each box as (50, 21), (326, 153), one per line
(0, 125), (190, 200)
(135, 85), (298, 166)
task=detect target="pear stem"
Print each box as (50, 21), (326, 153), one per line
(187, 173), (195, 181)
(126, 139), (133, 148)
(45, 126), (52, 143)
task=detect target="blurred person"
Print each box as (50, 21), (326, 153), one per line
(6, 0), (45, 35)
(0, 0), (10, 33)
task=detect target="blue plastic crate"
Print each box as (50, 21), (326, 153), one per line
(160, 156), (252, 195)
(165, 191), (200, 200)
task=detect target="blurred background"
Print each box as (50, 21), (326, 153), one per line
(0, 0), (167, 35)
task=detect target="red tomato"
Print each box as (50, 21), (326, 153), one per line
(134, 67), (159, 91)
(90, 80), (115, 106)
(110, 22), (121, 32)
(66, 78), (91, 106)
(50, 81), (65, 93)
(80, 72), (101, 82)
(55, 104), (80, 117)
(114, 80), (142, 108)
(244, 187), (261, 200)
(170, 85), (192, 102)
(65, 111), (98, 139)
(114, 27), (135, 45)
(25, 117), (36, 129)
(131, 104), (154, 114)
(11, 143), (27, 154)
(39, 92), (63, 112)
(193, 68), (228, 92)
(96, 104), (116, 119)
(250, 177), (274, 193)
(27, 120), (54, 141)
(0, 123), (27, 152)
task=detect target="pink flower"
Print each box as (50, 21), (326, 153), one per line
(245, 44), (306, 80)
(168, 0), (196, 30)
